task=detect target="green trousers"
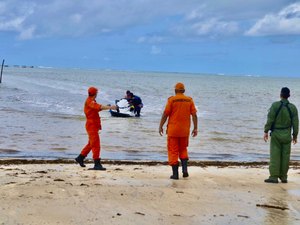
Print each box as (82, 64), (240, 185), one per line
(269, 130), (291, 180)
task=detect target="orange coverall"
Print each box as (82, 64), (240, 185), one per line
(80, 97), (102, 160)
(164, 93), (197, 165)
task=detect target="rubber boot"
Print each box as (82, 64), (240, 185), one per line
(170, 165), (179, 180)
(181, 159), (189, 178)
(75, 154), (86, 167)
(264, 177), (278, 183)
(279, 177), (288, 183)
(89, 159), (106, 171)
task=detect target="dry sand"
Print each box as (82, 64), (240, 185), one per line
(0, 160), (300, 225)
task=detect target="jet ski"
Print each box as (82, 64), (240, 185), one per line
(110, 98), (135, 117)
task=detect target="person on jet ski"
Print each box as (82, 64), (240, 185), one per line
(124, 90), (131, 100)
(127, 92), (143, 117)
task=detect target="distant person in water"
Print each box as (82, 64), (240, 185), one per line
(75, 87), (117, 170)
(264, 87), (298, 183)
(127, 92), (143, 117)
(159, 82), (198, 180)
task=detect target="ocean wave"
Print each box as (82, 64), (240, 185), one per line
(0, 148), (21, 154)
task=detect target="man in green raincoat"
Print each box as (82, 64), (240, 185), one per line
(264, 87), (298, 183)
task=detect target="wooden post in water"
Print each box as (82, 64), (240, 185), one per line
(0, 59), (4, 83)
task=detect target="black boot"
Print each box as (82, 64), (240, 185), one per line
(264, 178), (278, 183)
(89, 159), (106, 171)
(75, 154), (86, 167)
(181, 159), (189, 178)
(170, 165), (179, 180)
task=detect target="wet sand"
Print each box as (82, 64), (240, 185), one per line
(0, 160), (300, 225)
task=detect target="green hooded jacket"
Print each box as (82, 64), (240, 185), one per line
(264, 98), (299, 139)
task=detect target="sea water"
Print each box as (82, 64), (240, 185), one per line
(0, 67), (299, 161)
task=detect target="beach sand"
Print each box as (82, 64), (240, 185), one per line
(0, 160), (300, 225)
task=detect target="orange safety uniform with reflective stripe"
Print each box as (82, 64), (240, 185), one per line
(163, 93), (197, 165)
(80, 97), (102, 160)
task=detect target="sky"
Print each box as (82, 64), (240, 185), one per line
(1, 0), (300, 77)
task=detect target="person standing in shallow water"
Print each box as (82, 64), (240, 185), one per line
(75, 87), (117, 170)
(159, 82), (198, 180)
(264, 87), (299, 183)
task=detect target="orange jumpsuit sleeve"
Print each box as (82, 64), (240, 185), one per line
(190, 98), (197, 115)
(86, 100), (102, 111)
(164, 97), (173, 116)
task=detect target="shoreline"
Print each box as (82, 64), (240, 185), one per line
(1, 159), (300, 168)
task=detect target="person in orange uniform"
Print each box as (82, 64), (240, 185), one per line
(75, 87), (117, 170)
(159, 82), (198, 179)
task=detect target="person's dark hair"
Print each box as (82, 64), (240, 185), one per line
(128, 92), (134, 98)
(280, 87), (290, 99)
(126, 90), (131, 95)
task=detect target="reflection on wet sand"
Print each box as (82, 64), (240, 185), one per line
(261, 186), (300, 225)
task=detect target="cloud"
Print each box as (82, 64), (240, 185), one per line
(0, 1), (36, 39)
(0, 17), (24, 31)
(18, 25), (36, 40)
(70, 14), (82, 24)
(246, 3), (300, 36)
(0, 0), (191, 39)
(150, 45), (162, 55)
(137, 35), (167, 44)
(173, 18), (239, 38)
(0, 0), (297, 40)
